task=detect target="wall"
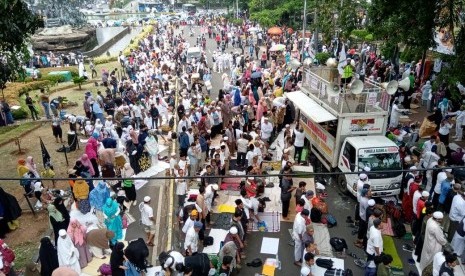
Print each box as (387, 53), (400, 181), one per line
(83, 27), (130, 57)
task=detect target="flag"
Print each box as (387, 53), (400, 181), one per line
(337, 44), (347, 75)
(40, 137), (53, 170)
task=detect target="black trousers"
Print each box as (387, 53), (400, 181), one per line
(236, 152), (246, 166)
(295, 146), (303, 162)
(282, 199), (291, 217)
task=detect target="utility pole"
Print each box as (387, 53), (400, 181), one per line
(314, 0), (318, 55)
(301, 0), (307, 61)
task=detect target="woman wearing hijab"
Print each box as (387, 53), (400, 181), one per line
(57, 229), (81, 275)
(53, 197), (70, 230)
(17, 159), (31, 194)
(86, 229), (114, 259)
(89, 181), (110, 226)
(79, 154), (95, 177)
(72, 177), (90, 213)
(103, 198), (123, 245)
(67, 219), (92, 268)
(85, 132), (100, 177)
(39, 237), (59, 276)
(47, 205), (66, 246)
(121, 163), (137, 206)
(110, 242), (126, 276)
(124, 238), (150, 273)
(0, 188), (21, 237)
(25, 156), (40, 178)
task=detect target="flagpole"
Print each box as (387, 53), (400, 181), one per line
(301, 0), (307, 62)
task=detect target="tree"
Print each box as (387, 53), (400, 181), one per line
(0, 0), (43, 82)
(73, 77), (86, 90)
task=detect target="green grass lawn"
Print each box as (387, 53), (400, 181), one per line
(0, 121), (41, 146)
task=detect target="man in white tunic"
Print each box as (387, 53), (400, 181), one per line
(420, 211), (448, 270)
(292, 209), (310, 266)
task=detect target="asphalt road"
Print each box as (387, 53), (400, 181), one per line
(122, 23), (419, 274)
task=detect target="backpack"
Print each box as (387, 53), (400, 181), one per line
(316, 258), (334, 269)
(98, 263), (112, 276)
(324, 214), (337, 228)
(324, 268), (345, 276)
(330, 237), (348, 252)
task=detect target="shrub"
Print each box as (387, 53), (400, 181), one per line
(73, 76), (86, 89)
(94, 56), (118, 65)
(41, 74), (66, 83)
(16, 80), (51, 97)
(11, 107), (28, 120)
(315, 52), (331, 65)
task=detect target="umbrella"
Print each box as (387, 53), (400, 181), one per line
(268, 26), (283, 35)
(251, 71), (262, 78)
(270, 44), (286, 52)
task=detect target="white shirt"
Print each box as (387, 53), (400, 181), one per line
(176, 179), (187, 196)
(449, 194), (465, 222)
(140, 203), (154, 226)
(301, 195), (312, 211)
(434, 172), (448, 194)
(438, 122), (453, 135)
(294, 130), (305, 147)
(359, 197), (369, 222)
(184, 226), (199, 253)
(246, 151), (255, 166)
(182, 217), (195, 234)
(432, 251), (446, 276)
(260, 121), (273, 139)
(237, 138), (248, 153)
(423, 140), (436, 153)
(366, 226), (383, 262)
(241, 196), (253, 219)
(292, 213), (307, 241)
(34, 182), (43, 192)
(412, 190), (422, 216)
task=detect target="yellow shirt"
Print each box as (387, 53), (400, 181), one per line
(274, 87), (283, 97)
(342, 65), (353, 79)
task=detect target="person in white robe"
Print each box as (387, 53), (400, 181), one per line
(57, 229), (81, 274)
(420, 211), (448, 270)
(451, 216), (465, 260)
(389, 100), (408, 128)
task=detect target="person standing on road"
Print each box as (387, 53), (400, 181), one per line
(292, 209), (310, 266)
(280, 165), (296, 220)
(139, 196), (155, 246)
(365, 218), (383, 276)
(420, 211), (448, 270)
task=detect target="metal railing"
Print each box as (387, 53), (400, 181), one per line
(300, 68), (391, 115)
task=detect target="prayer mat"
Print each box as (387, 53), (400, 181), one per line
(247, 211), (281, 232)
(382, 235), (403, 271)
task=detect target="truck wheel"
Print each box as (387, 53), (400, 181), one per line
(337, 174), (349, 195)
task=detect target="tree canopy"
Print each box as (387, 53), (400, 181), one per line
(0, 0), (43, 82)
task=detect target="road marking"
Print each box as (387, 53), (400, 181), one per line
(151, 180), (165, 264)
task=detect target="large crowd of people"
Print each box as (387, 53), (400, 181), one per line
(2, 5), (465, 276)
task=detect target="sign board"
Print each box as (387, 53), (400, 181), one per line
(341, 117), (385, 135)
(367, 92), (377, 106)
(360, 147), (398, 155)
(300, 114), (335, 161)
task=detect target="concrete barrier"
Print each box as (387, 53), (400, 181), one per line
(84, 27), (130, 57)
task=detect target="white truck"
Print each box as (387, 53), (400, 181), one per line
(285, 69), (402, 197)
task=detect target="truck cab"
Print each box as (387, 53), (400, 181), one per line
(338, 136), (402, 197)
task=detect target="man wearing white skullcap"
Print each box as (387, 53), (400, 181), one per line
(354, 172), (371, 225)
(420, 211), (447, 270)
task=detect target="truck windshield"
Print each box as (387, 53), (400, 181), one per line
(358, 152), (402, 178)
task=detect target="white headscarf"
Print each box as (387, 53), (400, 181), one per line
(57, 230), (81, 274)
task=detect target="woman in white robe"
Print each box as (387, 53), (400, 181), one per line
(420, 212), (448, 270)
(57, 229), (81, 274)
